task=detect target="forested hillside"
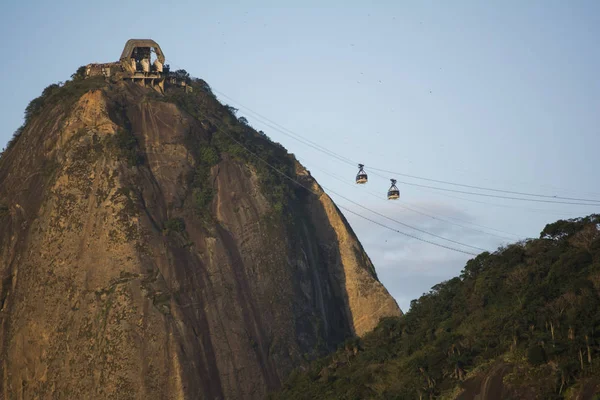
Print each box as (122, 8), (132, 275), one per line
(272, 215), (600, 399)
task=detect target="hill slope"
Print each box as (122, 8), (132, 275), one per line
(0, 74), (400, 399)
(272, 215), (600, 400)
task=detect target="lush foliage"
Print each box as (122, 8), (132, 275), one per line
(109, 128), (144, 167)
(171, 69), (191, 84)
(71, 65), (87, 80)
(186, 140), (220, 218)
(272, 215), (600, 399)
(165, 78), (298, 219)
(163, 218), (186, 235)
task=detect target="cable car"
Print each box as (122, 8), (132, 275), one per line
(356, 164), (368, 184)
(387, 179), (400, 200)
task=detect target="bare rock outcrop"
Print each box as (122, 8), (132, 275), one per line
(0, 80), (401, 399)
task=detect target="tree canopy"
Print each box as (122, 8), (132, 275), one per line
(272, 215), (600, 399)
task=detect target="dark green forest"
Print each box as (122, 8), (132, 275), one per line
(272, 215), (600, 399)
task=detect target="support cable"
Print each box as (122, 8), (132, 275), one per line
(200, 112), (483, 256)
(213, 88), (600, 206)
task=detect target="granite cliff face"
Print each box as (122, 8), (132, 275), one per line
(0, 78), (401, 399)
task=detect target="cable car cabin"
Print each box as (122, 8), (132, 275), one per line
(388, 179), (400, 200)
(356, 164), (368, 184)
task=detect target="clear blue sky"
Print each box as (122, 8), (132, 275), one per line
(2, 1), (599, 311)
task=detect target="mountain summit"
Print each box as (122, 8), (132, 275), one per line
(0, 40), (400, 399)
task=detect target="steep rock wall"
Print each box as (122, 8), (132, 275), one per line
(0, 82), (401, 399)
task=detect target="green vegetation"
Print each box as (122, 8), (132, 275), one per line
(272, 215), (600, 399)
(171, 69), (191, 85)
(198, 146), (219, 166)
(109, 128), (144, 166)
(25, 77), (106, 128)
(0, 204), (8, 218)
(163, 218), (185, 235)
(166, 78), (298, 220)
(189, 146), (219, 217)
(71, 65), (87, 80)
(193, 187), (214, 214)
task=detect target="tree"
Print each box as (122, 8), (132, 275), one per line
(172, 69), (191, 84)
(224, 104), (238, 116)
(71, 65), (87, 80)
(271, 214), (600, 399)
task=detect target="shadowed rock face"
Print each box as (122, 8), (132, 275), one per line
(0, 81), (401, 399)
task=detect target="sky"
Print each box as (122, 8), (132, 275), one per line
(1, 1), (600, 311)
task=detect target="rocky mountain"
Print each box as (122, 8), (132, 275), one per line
(272, 215), (600, 400)
(0, 74), (401, 399)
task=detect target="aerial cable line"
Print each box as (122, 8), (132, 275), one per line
(365, 170), (600, 207)
(303, 161), (515, 240)
(165, 70), (600, 200)
(213, 90), (357, 166)
(221, 128), (482, 255)
(399, 200), (525, 238)
(202, 112), (489, 251)
(322, 188), (488, 252)
(177, 85), (578, 248)
(347, 163), (579, 216)
(411, 183), (585, 217)
(197, 113), (484, 256)
(236, 99), (599, 208)
(303, 161), (521, 241)
(216, 94), (569, 214)
(210, 88), (586, 222)
(311, 164), (521, 240)
(296, 156), (562, 233)
(367, 166), (600, 203)
(225, 102), (354, 166)
(335, 205), (478, 256)
(211, 88), (600, 205)
(167, 72), (349, 167)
